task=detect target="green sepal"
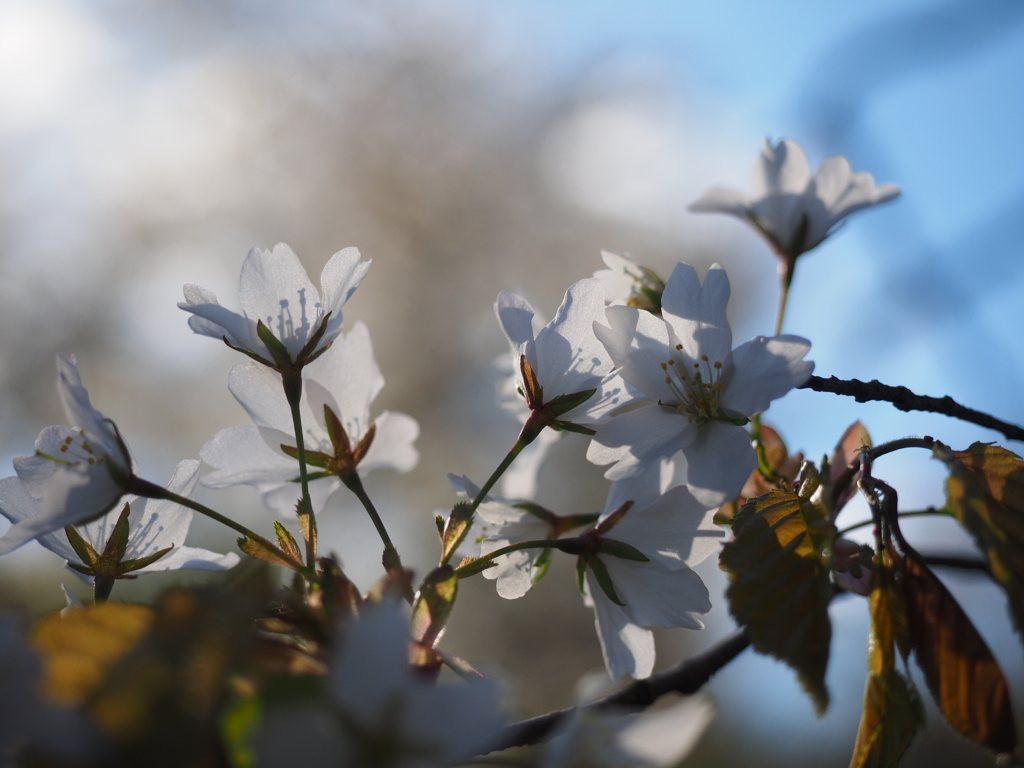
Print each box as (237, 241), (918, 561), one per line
(550, 420), (597, 436)
(598, 539), (649, 562)
(575, 556), (588, 594)
(411, 565), (458, 647)
(786, 212), (810, 258)
(120, 545), (174, 574)
(513, 502), (558, 526)
(520, 355), (543, 410)
(255, 319), (292, 367)
(596, 501), (633, 535)
(66, 561), (95, 576)
(453, 556), (497, 578)
(532, 547), (553, 585)
(323, 403), (352, 457)
(295, 312), (332, 364)
(280, 444), (332, 469)
(101, 502), (132, 563)
(588, 556), (624, 606)
(64, 525), (100, 568)
(545, 388), (598, 419)
(221, 337), (274, 367)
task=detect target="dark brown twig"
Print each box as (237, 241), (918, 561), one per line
(799, 375), (1024, 443)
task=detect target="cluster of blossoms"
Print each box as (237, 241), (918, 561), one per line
(0, 138), (911, 767)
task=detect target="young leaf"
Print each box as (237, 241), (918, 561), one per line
(719, 489), (835, 714)
(830, 421), (872, 511)
(901, 548), (1017, 753)
(441, 501), (474, 564)
(273, 522), (303, 565)
(237, 536), (301, 572)
(850, 556), (924, 768)
(936, 442), (1024, 636)
(411, 566), (458, 647)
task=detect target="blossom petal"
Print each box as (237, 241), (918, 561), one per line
(134, 546), (240, 574)
(479, 545), (535, 599)
(688, 186), (750, 217)
(680, 420), (757, 506)
(227, 363), (296, 434)
(262, 475), (339, 517)
(200, 425), (297, 489)
(721, 334), (813, 416)
(588, 406), (695, 481)
(660, 263), (732, 369)
(331, 604), (410, 726)
(534, 277), (610, 397)
(179, 284), (256, 351)
(587, 574), (656, 680)
(357, 411), (420, 475)
(600, 458), (674, 519)
(0, 476), (78, 562)
(123, 460), (201, 560)
(55, 355), (125, 467)
(304, 322), (382, 443)
(319, 246), (371, 327)
(499, 428), (560, 498)
(616, 695), (716, 765)
(611, 485), (723, 570)
(594, 305), (676, 404)
(804, 156), (901, 249)
(606, 558), (709, 629)
(238, 244), (322, 359)
(494, 291), (537, 373)
(749, 138), (809, 245)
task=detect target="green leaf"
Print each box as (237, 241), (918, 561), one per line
(237, 536), (301, 572)
(411, 566), (458, 647)
(441, 502), (474, 564)
(849, 553), (924, 768)
(829, 421), (872, 511)
(936, 442), (1024, 636)
(273, 522), (303, 565)
(901, 547), (1016, 753)
(434, 514), (445, 539)
(597, 539), (649, 562)
(719, 489), (835, 714)
(545, 388), (598, 418)
(221, 695), (259, 768)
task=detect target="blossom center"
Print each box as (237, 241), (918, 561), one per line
(55, 429), (104, 466)
(661, 346), (725, 425)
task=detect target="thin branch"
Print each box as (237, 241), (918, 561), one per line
(487, 630), (750, 753)
(799, 375), (1024, 443)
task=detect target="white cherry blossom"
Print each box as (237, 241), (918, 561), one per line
(582, 465), (722, 680)
(0, 356), (133, 556)
(179, 243), (371, 365)
(539, 694), (715, 768)
(690, 138), (900, 260)
(201, 322), (419, 515)
(254, 604), (506, 768)
(593, 250), (665, 313)
(1, 460), (238, 581)
(588, 262), (813, 504)
(495, 278), (639, 428)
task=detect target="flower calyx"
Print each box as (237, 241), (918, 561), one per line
(281, 404), (376, 485)
(569, 501), (650, 607)
(65, 502), (174, 600)
(229, 313), (336, 371)
(518, 355), (598, 436)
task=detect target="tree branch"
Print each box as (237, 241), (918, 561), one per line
(486, 630), (750, 753)
(799, 375), (1024, 443)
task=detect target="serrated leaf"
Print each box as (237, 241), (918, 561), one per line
(850, 553), (924, 768)
(273, 522), (303, 564)
(237, 536), (301, 572)
(717, 422), (803, 524)
(901, 548), (1016, 753)
(719, 489), (834, 714)
(411, 566), (457, 647)
(937, 442), (1024, 636)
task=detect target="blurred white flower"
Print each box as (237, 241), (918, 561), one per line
(201, 322), (419, 515)
(254, 604), (506, 768)
(581, 465), (720, 681)
(539, 695), (715, 768)
(0, 355), (132, 555)
(588, 262), (813, 505)
(179, 243), (371, 366)
(689, 138), (900, 260)
(593, 250), (665, 313)
(2, 460), (238, 584)
(495, 278), (639, 428)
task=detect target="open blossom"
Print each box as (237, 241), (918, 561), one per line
(539, 695), (715, 768)
(588, 262), (813, 504)
(582, 464), (722, 680)
(690, 138), (900, 261)
(1, 460), (238, 582)
(495, 277), (639, 428)
(0, 356), (133, 556)
(201, 322), (419, 515)
(593, 250), (665, 313)
(254, 604), (506, 768)
(179, 243), (371, 365)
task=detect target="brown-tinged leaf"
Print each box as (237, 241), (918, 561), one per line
(519, 354), (543, 410)
(936, 442), (1024, 635)
(441, 501), (474, 564)
(32, 602), (154, 706)
(901, 548), (1017, 753)
(717, 423), (802, 524)
(850, 554), (923, 768)
(719, 489), (834, 713)
(411, 565), (457, 647)
(274, 522), (303, 565)
(237, 536), (301, 571)
(830, 421), (872, 511)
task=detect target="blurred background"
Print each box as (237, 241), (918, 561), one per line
(1, 0), (1023, 765)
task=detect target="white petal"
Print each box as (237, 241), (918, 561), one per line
(55, 355), (125, 467)
(304, 322), (383, 443)
(616, 695), (715, 765)
(357, 411), (420, 475)
(606, 558), (710, 629)
(319, 246), (371, 322)
(401, 677), (507, 763)
(133, 546), (240, 574)
(200, 426), (297, 488)
(721, 334), (813, 416)
(588, 406), (695, 481)
(688, 186), (750, 217)
(179, 284), (256, 352)
(594, 305), (676, 404)
(482, 547), (535, 599)
(0, 475), (78, 561)
(499, 428), (560, 499)
(331, 604), (409, 726)
(594, 250), (641, 303)
(804, 156), (901, 249)
(660, 263), (732, 369)
(534, 278), (611, 398)
(587, 574), (656, 680)
(680, 420), (757, 506)
(124, 460), (201, 559)
(238, 244), (322, 359)
(262, 475), (339, 517)
(611, 485), (723, 569)
(749, 139), (810, 245)
(600, 458), (674, 518)
(227, 362), (294, 433)
(494, 291), (537, 373)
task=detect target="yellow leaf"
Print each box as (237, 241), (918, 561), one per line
(719, 489), (834, 713)
(32, 603), (154, 707)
